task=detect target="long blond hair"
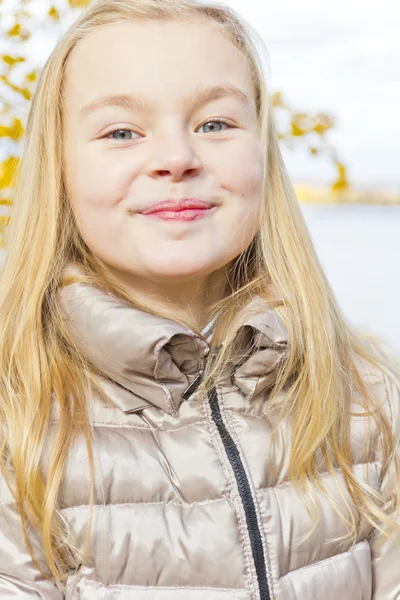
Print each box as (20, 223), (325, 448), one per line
(0, 0), (399, 588)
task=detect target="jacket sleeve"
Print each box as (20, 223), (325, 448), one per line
(0, 469), (65, 599)
(371, 371), (400, 599)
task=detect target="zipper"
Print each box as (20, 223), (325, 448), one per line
(181, 345), (271, 599)
(208, 385), (271, 600)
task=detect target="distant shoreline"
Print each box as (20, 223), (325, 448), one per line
(294, 184), (400, 205)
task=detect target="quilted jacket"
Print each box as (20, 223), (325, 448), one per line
(0, 271), (399, 599)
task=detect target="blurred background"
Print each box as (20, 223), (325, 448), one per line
(0, 0), (399, 349)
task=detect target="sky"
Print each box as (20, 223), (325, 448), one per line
(226, 0), (400, 189)
(1, 0), (399, 189)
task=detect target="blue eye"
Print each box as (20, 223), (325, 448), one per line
(106, 129), (137, 140)
(198, 120), (231, 134)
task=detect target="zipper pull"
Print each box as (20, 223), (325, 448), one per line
(182, 372), (203, 401)
(181, 344), (223, 401)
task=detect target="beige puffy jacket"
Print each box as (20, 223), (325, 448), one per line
(0, 275), (399, 599)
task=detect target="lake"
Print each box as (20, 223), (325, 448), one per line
(301, 204), (400, 352)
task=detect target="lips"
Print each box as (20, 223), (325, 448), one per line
(140, 198), (213, 215)
(141, 206), (214, 222)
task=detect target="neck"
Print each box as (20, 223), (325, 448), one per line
(105, 262), (233, 331)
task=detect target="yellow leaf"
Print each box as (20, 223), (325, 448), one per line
(48, 5), (60, 21)
(313, 120), (333, 136)
(0, 97), (12, 114)
(7, 23), (22, 37)
(25, 70), (37, 83)
(0, 75), (31, 100)
(68, 0), (91, 6)
(331, 162), (349, 193)
(291, 122), (305, 137)
(0, 118), (25, 141)
(271, 91), (286, 109)
(1, 54), (25, 68)
(21, 88), (31, 100)
(7, 22), (30, 40)
(0, 157), (19, 190)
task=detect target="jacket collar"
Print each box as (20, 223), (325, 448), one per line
(58, 266), (289, 415)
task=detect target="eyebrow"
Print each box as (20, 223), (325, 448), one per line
(79, 85), (251, 118)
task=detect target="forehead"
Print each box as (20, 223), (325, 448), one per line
(63, 19), (254, 112)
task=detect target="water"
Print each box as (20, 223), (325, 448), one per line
(301, 204), (400, 351)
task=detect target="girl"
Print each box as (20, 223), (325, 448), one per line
(0, 0), (399, 598)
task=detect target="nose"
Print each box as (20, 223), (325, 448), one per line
(147, 129), (202, 182)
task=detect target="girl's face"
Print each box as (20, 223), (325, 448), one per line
(62, 19), (263, 285)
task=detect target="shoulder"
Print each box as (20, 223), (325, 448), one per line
(370, 351), (400, 437)
(353, 345), (400, 420)
(347, 348), (400, 463)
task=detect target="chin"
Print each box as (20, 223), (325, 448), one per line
(139, 252), (217, 280)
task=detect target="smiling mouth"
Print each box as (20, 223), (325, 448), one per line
(139, 206), (215, 222)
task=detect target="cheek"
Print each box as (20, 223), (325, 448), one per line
(64, 147), (132, 219)
(216, 142), (263, 246)
(63, 157), (123, 254)
(214, 139), (264, 197)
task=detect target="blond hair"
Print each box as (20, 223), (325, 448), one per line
(0, 0), (399, 588)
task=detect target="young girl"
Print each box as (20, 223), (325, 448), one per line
(0, 0), (399, 598)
